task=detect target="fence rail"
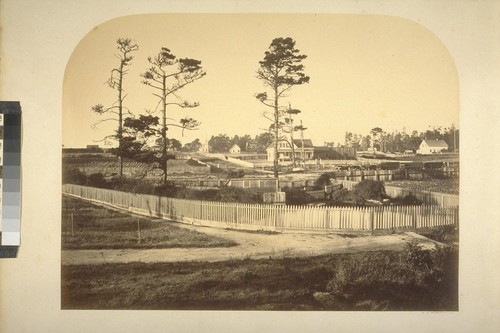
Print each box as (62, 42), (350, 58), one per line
(62, 184), (458, 233)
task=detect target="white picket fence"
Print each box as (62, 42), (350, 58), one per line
(62, 184), (458, 233)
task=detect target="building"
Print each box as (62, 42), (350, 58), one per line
(229, 144), (241, 154)
(417, 139), (449, 154)
(198, 139), (210, 153)
(266, 139), (314, 162)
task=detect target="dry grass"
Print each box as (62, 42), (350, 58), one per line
(62, 196), (237, 250)
(61, 248), (458, 311)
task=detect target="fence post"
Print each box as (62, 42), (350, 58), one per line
(158, 195), (162, 218)
(325, 208), (329, 230)
(412, 206), (417, 230)
(370, 208), (374, 235)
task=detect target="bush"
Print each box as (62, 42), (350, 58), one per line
(325, 244), (458, 303)
(314, 173), (332, 190)
(186, 158), (205, 167)
(389, 194), (423, 206)
(417, 225), (458, 244)
(330, 188), (352, 204)
(63, 168), (87, 185)
(87, 173), (108, 188)
(353, 180), (387, 202)
(216, 187), (259, 203)
(399, 241), (458, 287)
(283, 188), (314, 205)
(227, 169), (245, 178)
(154, 183), (181, 197)
(108, 177), (157, 195)
(326, 254), (395, 293)
(166, 186), (259, 203)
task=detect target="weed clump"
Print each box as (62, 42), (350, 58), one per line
(322, 242), (458, 310)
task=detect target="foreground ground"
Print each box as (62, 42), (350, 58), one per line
(61, 196), (458, 310)
(62, 248), (458, 310)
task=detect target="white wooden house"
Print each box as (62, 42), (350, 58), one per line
(198, 139), (210, 153)
(229, 144), (241, 154)
(418, 139), (449, 154)
(266, 139), (314, 162)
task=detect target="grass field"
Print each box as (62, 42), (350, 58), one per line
(61, 247), (458, 310)
(62, 196), (237, 250)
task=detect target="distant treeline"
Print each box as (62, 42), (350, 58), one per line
(342, 125), (459, 152)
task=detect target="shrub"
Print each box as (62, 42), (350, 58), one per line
(314, 173), (332, 190)
(167, 186), (258, 203)
(108, 177), (156, 194)
(353, 180), (387, 202)
(216, 187), (259, 203)
(283, 188), (314, 205)
(227, 169), (245, 178)
(418, 225), (458, 244)
(330, 188), (351, 204)
(326, 258), (359, 293)
(325, 244), (458, 300)
(186, 158), (205, 167)
(154, 183), (181, 197)
(175, 188), (219, 201)
(63, 168), (87, 185)
(87, 173), (108, 188)
(398, 241), (458, 287)
(390, 194), (423, 206)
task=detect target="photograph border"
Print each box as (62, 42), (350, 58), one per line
(1, 0), (499, 332)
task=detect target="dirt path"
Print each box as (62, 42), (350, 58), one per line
(61, 222), (441, 265)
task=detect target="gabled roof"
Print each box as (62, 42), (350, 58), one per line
(266, 138), (314, 150)
(293, 139), (313, 148)
(229, 144), (241, 150)
(421, 139), (448, 148)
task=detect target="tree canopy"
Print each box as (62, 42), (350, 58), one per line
(122, 47), (206, 183)
(91, 37), (139, 177)
(256, 37), (309, 179)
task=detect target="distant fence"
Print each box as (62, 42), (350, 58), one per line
(331, 180), (459, 208)
(62, 185), (458, 233)
(384, 186), (459, 208)
(66, 160), (210, 178)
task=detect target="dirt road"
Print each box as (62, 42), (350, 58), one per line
(61, 222), (441, 265)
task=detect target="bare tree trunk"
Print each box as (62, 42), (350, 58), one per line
(273, 85), (279, 192)
(118, 61), (124, 178)
(162, 74), (168, 184)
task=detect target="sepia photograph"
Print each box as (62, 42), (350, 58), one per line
(62, 13), (459, 310)
(1, 0), (499, 332)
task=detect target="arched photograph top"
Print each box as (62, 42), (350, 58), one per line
(62, 13), (459, 311)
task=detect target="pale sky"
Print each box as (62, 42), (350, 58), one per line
(63, 13), (459, 148)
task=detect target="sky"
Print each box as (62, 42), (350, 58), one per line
(63, 13), (459, 148)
